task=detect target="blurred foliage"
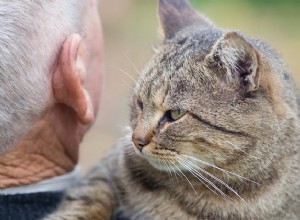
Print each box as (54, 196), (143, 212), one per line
(191, 0), (300, 7)
(190, 0), (300, 26)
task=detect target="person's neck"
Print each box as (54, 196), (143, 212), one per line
(0, 107), (80, 189)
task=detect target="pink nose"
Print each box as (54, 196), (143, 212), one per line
(132, 132), (152, 151)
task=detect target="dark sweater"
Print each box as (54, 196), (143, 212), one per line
(0, 192), (64, 220)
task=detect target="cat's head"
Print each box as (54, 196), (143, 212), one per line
(130, 0), (289, 180)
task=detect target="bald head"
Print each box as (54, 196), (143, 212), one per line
(0, 1), (86, 152)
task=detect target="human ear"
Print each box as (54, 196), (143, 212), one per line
(53, 34), (94, 125)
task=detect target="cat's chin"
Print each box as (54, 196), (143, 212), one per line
(147, 158), (178, 172)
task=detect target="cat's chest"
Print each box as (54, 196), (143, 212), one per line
(113, 185), (197, 220)
(113, 205), (195, 220)
(116, 156), (207, 219)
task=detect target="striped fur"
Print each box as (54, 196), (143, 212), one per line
(45, 0), (300, 219)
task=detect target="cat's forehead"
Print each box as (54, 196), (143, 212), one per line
(136, 28), (225, 101)
(164, 28), (223, 61)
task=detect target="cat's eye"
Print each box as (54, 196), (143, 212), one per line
(158, 109), (187, 128)
(169, 109), (187, 121)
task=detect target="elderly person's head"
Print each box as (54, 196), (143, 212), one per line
(0, 0), (103, 187)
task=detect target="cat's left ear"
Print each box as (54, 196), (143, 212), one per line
(158, 0), (213, 39)
(206, 32), (260, 92)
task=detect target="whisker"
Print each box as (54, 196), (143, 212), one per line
(170, 165), (180, 184)
(125, 150), (136, 158)
(122, 52), (140, 76)
(178, 158), (226, 199)
(111, 65), (137, 84)
(177, 156), (231, 201)
(162, 157), (173, 181)
(182, 154), (260, 185)
(163, 157), (178, 183)
(180, 157), (257, 210)
(151, 45), (160, 53)
(165, 159), (180, 184)
(121, 80), (135, 90)
(179, 156), (243, 202)
(225, 141), (259, 160)
(170, 160), (198, 195)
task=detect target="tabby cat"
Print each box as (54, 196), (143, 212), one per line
(45, 0), (300, 219)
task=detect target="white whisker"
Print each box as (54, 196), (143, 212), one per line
(121, 80), (135, 90)
(178, 157), (227, 199)
(125, 150), (136, 158)
(179, 156), (244, 202)
(177, 156), (231, 201)
(179, 156), (256, 210)
(164, 158), (178, 183)
(162, 158), (173, 180)
(170, 160), (198, 195)
(182, 154), (260, 185)
(225, 141), (259, 160)
(122, 53), (140, 76)
(111, 65), (137, 84)
(165, 159), (180, 184)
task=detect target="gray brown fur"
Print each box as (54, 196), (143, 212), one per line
(45, 0), (300, 219)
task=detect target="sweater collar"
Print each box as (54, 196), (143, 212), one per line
(0, 165), (80, 195)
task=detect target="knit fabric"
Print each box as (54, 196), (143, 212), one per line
(0, 191), (64, 220)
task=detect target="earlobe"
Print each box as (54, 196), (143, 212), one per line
(53, 34), (94, 125)
(81, 90), (94, 124)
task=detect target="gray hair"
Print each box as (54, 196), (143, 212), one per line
(0, 1), (85, 152)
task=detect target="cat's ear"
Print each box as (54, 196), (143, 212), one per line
(158, 0), (213, 39)
(206, 32), (260, 92)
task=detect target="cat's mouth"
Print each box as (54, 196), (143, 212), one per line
(133, 143), (181, 171)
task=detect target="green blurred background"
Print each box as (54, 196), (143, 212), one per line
(80, 0), (300, 171)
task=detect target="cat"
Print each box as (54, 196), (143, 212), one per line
(45, 0), (300, 219)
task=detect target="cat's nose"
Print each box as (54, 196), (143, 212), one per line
(132, 132), (152, 151)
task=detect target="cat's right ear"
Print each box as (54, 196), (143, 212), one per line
(206, 32), (261, 93)
(158, 0), (213, 39)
